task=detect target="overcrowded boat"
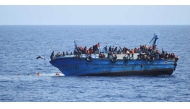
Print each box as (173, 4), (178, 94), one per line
(49, 34), (179, 76)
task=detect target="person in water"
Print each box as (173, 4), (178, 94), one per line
(36, 56), (45, 60)
(37, 72), (40, 76)
(55, 72), (60, 76)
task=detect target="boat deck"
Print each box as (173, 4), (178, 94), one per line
(53, 53), (141, 60)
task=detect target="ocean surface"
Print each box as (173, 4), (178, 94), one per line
(0, 25), (190, 102)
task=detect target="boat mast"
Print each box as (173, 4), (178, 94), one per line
(148, 33), (158, 47)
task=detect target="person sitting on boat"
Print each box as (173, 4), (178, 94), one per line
(113, 54), (117, 60)
(165, 52), (168, 59)
(159, 53), (163, 59)
(99, 52), (103, 58)
(169, 53), (172, 59)
(56, 52), (61, 57)
(149, 46), (153, 51)
(172, 53), (175, 59)
(137, 54), (141, 59)
(117, 49), (121, 54)
(155, 52), (159, 59)
(108, 52), (112, 58)
(134, 47), (137, 53)
(175, 55), (179, 62)
(99, 52), (105, 59)
(136, 48), (140, 53)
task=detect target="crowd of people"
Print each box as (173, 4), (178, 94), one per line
(50, 42), (178, 61)
(74, 43), (100, 55)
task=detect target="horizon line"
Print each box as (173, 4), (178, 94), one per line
(0, 24), (190, 26)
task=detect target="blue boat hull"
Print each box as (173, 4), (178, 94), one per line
(50, 57), (176, 76)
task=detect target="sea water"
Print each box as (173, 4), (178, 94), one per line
(0, 25), (190, 101)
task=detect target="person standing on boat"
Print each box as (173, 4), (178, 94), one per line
(86, 47), (90, 54)
(109, 46), (111, 52)
(50, 51), (54, 60)
(111, 46), (114, 52)
(123, 47), (127, 54)
(66, 51), (69, 55)
(131, 49), (134, 58)
(83, 46), (87, 54)
(95, 43), (100, 53)
(126, 50), (129, 58)
(114, 47), (117, 53)
(88, 47), (93, 54)
(62, 51), (65, 56)
(104, 46), (107, 53)
(96, 43), (100, 48)
(93, 45), (96, 53)
(162, 48), (165, 55)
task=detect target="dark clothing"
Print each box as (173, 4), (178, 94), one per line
(50, 51), (54, 59)
(104, 46), (107, 52)
(109, 46), (111, 52)
(62, 52), (65, 56)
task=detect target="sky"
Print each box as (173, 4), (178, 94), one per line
(0, 5), (190, 25)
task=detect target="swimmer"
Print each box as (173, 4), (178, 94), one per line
(55, 72), (60, 76)
(36, 56), (45, 60)
(37, 72), (40, 76)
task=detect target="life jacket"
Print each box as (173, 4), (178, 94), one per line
(87, 50), (90, 54)
(132, 50), (134, 54)
(96, 43), (100, 48)
(78, 46), (83, 51)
